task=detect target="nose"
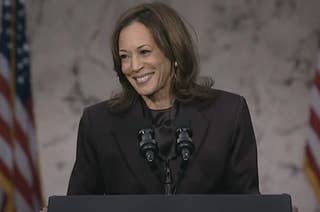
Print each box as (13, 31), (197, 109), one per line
(131, 54), (143, 72)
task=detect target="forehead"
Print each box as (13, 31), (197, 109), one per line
(118, 21), (156, 49)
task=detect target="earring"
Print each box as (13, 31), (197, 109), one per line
(174, 61), (178, 68)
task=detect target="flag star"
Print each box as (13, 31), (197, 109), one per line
(4, 0), (11, 6)
(17, 48), (23, 55)
(4, 13), (11, 20)
(17, 62), (24, 70)
(23, 44), (29, 52)
(17, 75), (25, 84)
(5, 29), (12, 35)
(18, 10), (25, 17)
(23, 58), (30, 65)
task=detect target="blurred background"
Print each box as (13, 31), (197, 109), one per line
(1, 0), (320, 211)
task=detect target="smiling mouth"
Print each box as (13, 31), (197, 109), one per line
(134, 73), (154, 84)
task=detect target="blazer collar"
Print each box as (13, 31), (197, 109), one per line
(111, 97), (209, 193)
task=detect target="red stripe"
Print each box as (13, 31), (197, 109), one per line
(0, 117), (12, 147)
(0, 159), (12, 181)
(14, 166), (33, 208)
(26, 98), (35, 127)
(310, 108), (320, 142)
(0, 75), (11, 103)
(314, 71), (320, 91)
(13, 120), (42, 200)
(305, 143), (320, 180)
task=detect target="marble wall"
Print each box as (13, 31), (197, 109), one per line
(22, 0), (320, 211)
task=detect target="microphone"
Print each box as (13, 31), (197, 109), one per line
(175, 114), (194, 163)
(138, 128), (158, 163)
(175, 127), (194, 162)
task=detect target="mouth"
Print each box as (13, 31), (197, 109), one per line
(133, 73), (154, 84)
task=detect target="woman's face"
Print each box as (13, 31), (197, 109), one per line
(118, 21), (172, 99)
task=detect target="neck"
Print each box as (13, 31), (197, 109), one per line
(142, 93), (174, 110)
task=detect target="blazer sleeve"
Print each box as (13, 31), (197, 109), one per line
(223, 96), (260, 194)
(67, 109), (104, 195)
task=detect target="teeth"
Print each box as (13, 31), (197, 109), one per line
(135, 74), (152, 83)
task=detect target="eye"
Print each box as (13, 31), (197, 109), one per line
(119, 54), (128, 60)
(140, 49), (151, 55)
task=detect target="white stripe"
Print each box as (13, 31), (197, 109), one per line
(0, 136), (13, 171)
(0, 53), (11, 82)
(14, 142), (33, 187)
(307, 127), (320, 169)
(14, 97), (37, 163)
(310, 86), (320, 120)
(0, 93), (13, 128)
(15, 191), (33, 212)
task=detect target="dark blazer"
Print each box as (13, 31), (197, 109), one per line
(67, 89), (259, 195)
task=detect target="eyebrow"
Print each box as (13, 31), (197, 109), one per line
(119, 44), (151, 52)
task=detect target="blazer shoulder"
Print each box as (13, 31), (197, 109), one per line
(80, 100), (119, 126)
(200, 89), (245, 110)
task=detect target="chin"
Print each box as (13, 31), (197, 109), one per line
(135, 86), (157, 97)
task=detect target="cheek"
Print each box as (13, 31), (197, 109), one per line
(159, 61), (172, 80)
(121, 63), (130, 75)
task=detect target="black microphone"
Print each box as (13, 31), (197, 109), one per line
(138, 128), (158, 163)
(175, 127), (194, 162)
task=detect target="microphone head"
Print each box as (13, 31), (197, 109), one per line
(175, 116), (194, 162)
(137, 119), (158, 163)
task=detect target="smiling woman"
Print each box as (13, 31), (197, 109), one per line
(67, 2), (260, 195)
(118, 22), (173, 110)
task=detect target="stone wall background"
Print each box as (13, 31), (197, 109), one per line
(13, 0), (320, 211)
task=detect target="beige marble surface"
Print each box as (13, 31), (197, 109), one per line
(21, 0), (320, 211)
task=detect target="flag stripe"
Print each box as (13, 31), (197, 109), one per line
(0, 74), (11, 102)
(310, 86), (320, 122)
(13, 125), (42, 202)
(15, 190), (33, 212)
(314, 70), (320, 91)
(310, 108), (320, 143)
(0, 117), (12, 146)
(304, 152), (320, 201)
(14, 143), (32, 187)
(0, 136), (13, 172)
(14, 97), (38, 164)
(305, 51), (320, 201)
(14, 166), (33, 207)
(0, 93), (12, 128)
(0, 159), (11, 181)
(307, 127), (320, 168)
(306, 143), (320, 180)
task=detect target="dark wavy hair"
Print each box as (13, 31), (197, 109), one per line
(108, 2), (214, 112)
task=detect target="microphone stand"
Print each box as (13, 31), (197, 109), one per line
(164, 159), (173, 195)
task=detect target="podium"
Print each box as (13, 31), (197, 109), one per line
(47, 194), (292, 212)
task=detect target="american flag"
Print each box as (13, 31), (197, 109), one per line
(0, 0), (42, 211)
(305, 45), (320, 202)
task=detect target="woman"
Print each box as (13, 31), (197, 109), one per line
(67, 2), (259, 195)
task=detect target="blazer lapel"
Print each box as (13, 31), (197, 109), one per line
(111, 99), (163, 193)
(174, 101), (210, 192)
